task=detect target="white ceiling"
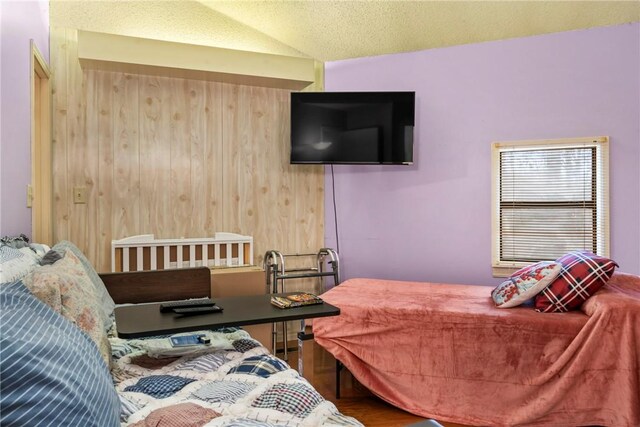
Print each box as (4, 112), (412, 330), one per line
(51, 1), (640, 62)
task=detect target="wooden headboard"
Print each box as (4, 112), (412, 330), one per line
(99, 267), (211, 304)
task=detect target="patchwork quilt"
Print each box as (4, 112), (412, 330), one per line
(110, 329), (362, 427)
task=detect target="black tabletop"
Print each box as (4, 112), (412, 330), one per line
(115, 292), (340, 339)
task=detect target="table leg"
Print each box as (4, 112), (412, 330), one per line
(297, 319), (315, 382)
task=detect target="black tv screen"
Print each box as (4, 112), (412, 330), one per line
(290, 91), (415, 165)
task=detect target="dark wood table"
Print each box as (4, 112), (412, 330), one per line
(114, 292), (340, 375)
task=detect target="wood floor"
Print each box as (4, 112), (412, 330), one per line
(282, 343), (467, 427)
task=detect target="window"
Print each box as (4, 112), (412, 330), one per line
(491, 136), (609, 277)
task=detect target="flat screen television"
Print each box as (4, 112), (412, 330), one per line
(290, 91), (415, 165)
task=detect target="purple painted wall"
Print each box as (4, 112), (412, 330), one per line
(324, 23), (640, 286)
(0, 0), (50, 238)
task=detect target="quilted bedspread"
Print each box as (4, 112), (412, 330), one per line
(313, 272), (640, 427)
(110, 329), (362, 427)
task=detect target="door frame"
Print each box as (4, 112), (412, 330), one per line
(31, 40), (53, 245)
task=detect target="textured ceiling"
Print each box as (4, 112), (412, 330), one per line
(51, 1), (640, 62)
(50, 1), (307, 57)
(202, 1), (640, 61)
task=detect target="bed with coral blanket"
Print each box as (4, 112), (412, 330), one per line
(312, 272), (640, 426)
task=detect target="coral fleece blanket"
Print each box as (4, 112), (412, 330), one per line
(313, 273), (640, 426)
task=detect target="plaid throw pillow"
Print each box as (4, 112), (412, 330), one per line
(534, 251), (618, 313)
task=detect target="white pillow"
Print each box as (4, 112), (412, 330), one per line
(491, 261), (562, 308)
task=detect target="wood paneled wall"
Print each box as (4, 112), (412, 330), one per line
(51, 28), (324, 276)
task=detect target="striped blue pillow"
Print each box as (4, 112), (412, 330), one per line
(0, 282), (119, 427)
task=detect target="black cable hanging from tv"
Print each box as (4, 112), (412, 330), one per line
(331, 164), (340, 255)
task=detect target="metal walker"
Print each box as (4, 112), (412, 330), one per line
(263, 248), (340, 361)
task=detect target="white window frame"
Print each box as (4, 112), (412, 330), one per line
(491, 136), (610, 277)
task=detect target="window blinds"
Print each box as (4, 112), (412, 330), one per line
(492, 137), (609, 270)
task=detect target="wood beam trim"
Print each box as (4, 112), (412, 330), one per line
(77, 30), (315, 90)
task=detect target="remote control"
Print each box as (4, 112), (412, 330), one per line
(159, 298), (215, 313)
(173, 305), (223, 316)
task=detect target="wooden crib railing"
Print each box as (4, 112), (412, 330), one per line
(111, 233), (253, 272)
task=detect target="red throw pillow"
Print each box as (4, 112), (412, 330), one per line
(534, 251), (618, 313)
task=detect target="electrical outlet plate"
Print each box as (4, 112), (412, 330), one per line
(73, 186), (87, 204)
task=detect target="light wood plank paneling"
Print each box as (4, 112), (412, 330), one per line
(66, 30), (89, 255)
(222, 83), (254, 240)
(51, 28), (70, 240)
(221, 83), (324, 294)
(51, 28), (324, 274)
(169, 78), (192, 239)
(188, 79), (206, 237)
(204, 81), (224, 234)
(221, 83), (239, 236)
(112, 73), (140, 241)
(272, 88), (296, 259)
(261, 87), (294, 266)
(96, 70), (114, 272)
(84, 69), (100, 264)
(246, 84), (265, 253)
(139, 75), (171, 237)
